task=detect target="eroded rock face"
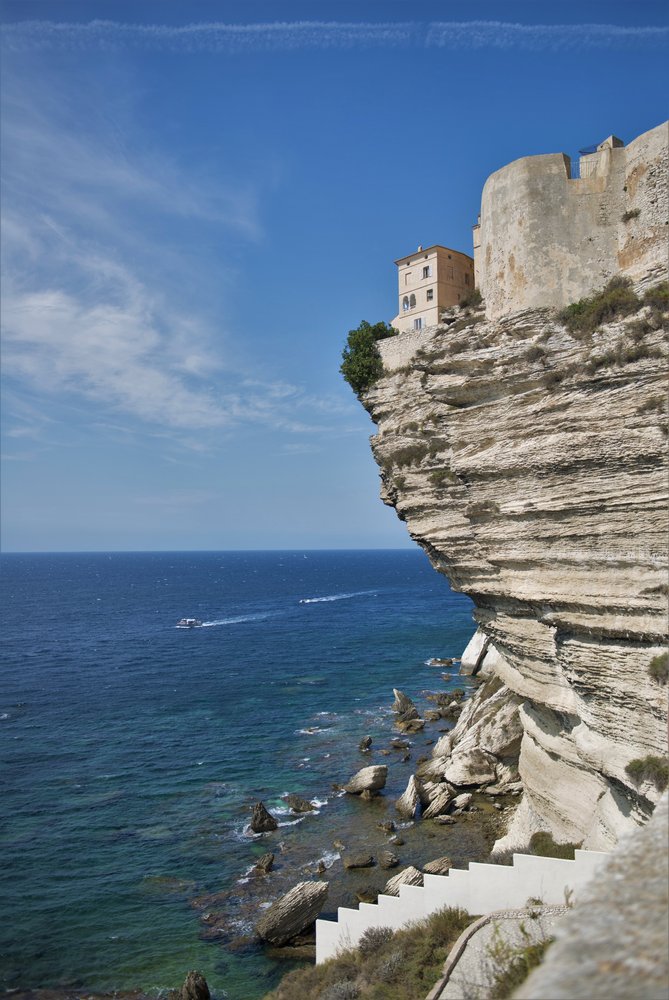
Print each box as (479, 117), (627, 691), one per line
(255, 881), (329, 945)
(366, 294), (668, 851)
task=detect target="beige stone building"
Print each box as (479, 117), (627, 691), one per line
(391, 245), (475, 333)
(473, 121), (668, 320)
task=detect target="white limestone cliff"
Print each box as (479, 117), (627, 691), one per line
(363, 294), (668, 852)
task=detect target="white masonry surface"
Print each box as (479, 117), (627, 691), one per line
(315, 849), (609, 963)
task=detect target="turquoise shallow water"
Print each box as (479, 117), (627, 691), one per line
(0, 550), (474, 998)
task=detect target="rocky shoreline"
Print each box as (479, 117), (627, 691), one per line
(183, 643), (520, 970)
(10, 643), (523, 999)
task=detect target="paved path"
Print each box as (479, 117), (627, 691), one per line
(427, 905), (567, 999)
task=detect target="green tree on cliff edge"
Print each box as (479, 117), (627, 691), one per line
(340, 320), (398, 396)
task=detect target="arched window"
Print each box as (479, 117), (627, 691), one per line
(409, 294), (416, 309)
(402, 296), (410, 312)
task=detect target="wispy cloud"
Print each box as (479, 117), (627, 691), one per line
(0, 63), (356, 448)
(2, 18), (666, 53)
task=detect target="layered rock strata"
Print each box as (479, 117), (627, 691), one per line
(365, 293), (668, 850)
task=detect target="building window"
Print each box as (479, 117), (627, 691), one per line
(414, 318), (423, 331)
(426, 288), (434, 301)
(464, 273), (470, 285)
(405, 272), (412, 285)
(409, 294), (416, 309)
(422, 265), (431, 278)
(402, 296), (410, 312)
(447, 265), (454, 279)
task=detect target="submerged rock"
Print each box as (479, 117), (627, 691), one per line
(255, 881), (329, 946)
(284, 793), (316, 813)
(254, 852), (275, 874)
(342, 851), (375, 869)
(343, 765), (388, 795)
(383, 866), (423, 896)
(250, 801), (278, 833)
(379, 850), (400, 869)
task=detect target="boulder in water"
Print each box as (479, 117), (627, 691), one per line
(284, 793), (316, 813)
(383, 866), (423, 897)
(359, 735), (373, 752)
(181, 971), (210, 1000)
(250, 801), (278, 833)
(254, 852), (275, 874)
(343, 765), (388, 795)
(342, 851), (375, 869)
(392, 688), (417, 715)
(395, 774), (421, 819)
(255, 881), (329, 946)
(423, 856), (453, 876)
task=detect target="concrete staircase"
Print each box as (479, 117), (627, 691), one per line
(316, 849), (608, 963)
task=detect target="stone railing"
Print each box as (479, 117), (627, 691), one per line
(315, 849), (608, 963)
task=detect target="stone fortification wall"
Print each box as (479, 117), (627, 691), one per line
(378, 326), (436, 372)
(477, 121), (668, 319)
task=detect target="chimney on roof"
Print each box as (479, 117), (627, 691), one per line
(417, 245), (423, 251)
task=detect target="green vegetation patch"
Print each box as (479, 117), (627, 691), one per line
(648, 652), (669, 684)
(529, 831), (579, 860)
(459, 287), (483, 309)
(642, 281), (669, 313)
(264, 907), (473, 1000)
(557, 276), (641, 336)
(625, 755), (669, 791)
(340, 320), (398, 397)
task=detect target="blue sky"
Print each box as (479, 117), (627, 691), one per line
(1, 1), (667, 551)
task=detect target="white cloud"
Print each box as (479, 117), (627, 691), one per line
(2, 18), (666, 53)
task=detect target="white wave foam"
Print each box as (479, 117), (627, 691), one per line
(296, 726), (332, 735)
(299, 590), (376, 605)
(306, 849), (340, 869)
(0, 713), (9, 721)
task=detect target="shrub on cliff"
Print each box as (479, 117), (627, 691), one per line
(529, 831), (578, 860)
(648, 651), (669, 684)
(625, 755), (669, 791)
(341, 321), (398, 397)
(557, 276), (641, 336)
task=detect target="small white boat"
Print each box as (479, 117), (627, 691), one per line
(176, 618), (203, 628)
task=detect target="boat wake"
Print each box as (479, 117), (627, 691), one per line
(299, 590), (377, 605)
(199, 613), (275, 628)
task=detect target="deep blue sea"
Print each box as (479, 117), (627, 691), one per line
(0, 550), (474, 999)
